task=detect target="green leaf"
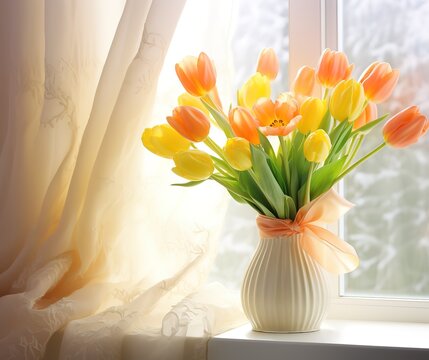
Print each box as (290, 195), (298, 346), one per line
(283, 194), (297, 220)
(227, 189), (247, 204)
(258, 130), (276, 160)
(211, 156), (237, 178)
(319, 110), (332, 133)
(251, 198), (276, 217)
(239, 171), (275, 216)
(201, 98), (235, 138)
(298, 156), (348, 200)
(291, 132), (305, 157)
(329, 119), (349, 145)
(285, 195), (297, 219)
(250, 146), (286, 218)
(289, 163), (299, 206)
(267, 156), (286, 193)
(351, 114), (389, 136)
(289, 131), (308, 189)
(212, 174), (266, 214)
(327, 122), (353, 163)
(172, 180), (206, 187)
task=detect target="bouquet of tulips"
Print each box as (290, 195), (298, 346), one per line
(143, 48), (428, 224)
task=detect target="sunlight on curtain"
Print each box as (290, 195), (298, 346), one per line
(0, 0), (245, 359)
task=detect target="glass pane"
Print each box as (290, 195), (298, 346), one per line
(342, 0), (429, 298)
(208, 0), (289, 290)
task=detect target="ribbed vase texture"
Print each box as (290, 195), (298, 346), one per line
(241, 234), (329, 333)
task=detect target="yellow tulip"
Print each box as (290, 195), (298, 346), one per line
(178, 92), (210, 116)
(223, 137), (252, 171)
(142, 124), (191, 159)
(172, 150), (214, 181)
(330, 79), (365, 122)
(297, 97), (327, 134)
(238, 73), (271, 110)
(304, 129), (332, 163)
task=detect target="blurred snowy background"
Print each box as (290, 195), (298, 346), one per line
(342, 0), (429, 298)
(208, 0), (429, 299)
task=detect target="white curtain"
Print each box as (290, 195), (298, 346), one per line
(0, 1), (245, 359)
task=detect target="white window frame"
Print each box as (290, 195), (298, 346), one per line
(289, 0), (429, 323)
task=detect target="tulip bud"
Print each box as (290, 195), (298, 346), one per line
(256, 48), (279, 80)
(178, 92), (210, 116)
(229, 106), (260, 145)
(330, 79), (365, 122)
(175, 52), (216, 97)
(292, 66), (316, 97)
(238, 73), (271, 110)
(223, 137), (252, 171)
(359, 61), (399, 103)
(304, 129), (332, 163)
(353, 103), (378, 130)
(383, 106), (429, 148)
(142, 124), (191, 159)
(167, 106), (210, 142)
(297, 97), (327, 134)
(317, 49), (354, 88)
(172, 150), (214, 181)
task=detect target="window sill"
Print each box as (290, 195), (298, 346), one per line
(208, 320), (429, 360)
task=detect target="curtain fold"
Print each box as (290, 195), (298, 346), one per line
(1, 1), (246, 359)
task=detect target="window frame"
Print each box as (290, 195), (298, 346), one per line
(289, 0), (429, 323)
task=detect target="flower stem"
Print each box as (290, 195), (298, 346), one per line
(204, 137), (224, 158)
(204, 137), (237, 176)
(335, 142), (386, 182)
(323, 88), (329, 100)
(304, 162), (315, 205)
(279, 136), (290, 192)
(344, 134), (364, 168)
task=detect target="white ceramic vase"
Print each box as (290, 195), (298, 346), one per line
(241, 233), (330, 333)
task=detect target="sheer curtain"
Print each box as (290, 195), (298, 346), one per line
(0, 1), (245, 359)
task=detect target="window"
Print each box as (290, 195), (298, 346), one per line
(341, 0), (429, 300)
(209, 0), (429, 322)
(329, 0), (429, 322)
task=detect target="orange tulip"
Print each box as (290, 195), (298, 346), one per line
(229, 106), (260, 145)
(292, 66), (316, 97)
(175, 52), (216, 97)
(353, 103), (378, 130)
(167, 106), (210, 142)
(256, 48), (279, 80)
(261, 115), (301, 136)
(253, 97), (276, 126)
(253, 93), (299, 136)
(359, 61), (399, 103)
(383, 106), (429, 148)
(316, 49), (354, 88)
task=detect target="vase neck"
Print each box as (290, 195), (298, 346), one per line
(259, 233), (302, 242)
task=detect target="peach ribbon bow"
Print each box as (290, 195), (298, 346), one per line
(256, 189), (359, 274)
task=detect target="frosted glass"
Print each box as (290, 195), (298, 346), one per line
(342, 0), (429, 298)
(208, 0), (289, 290)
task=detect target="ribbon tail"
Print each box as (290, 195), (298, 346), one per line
(300, 225), (359, 274)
